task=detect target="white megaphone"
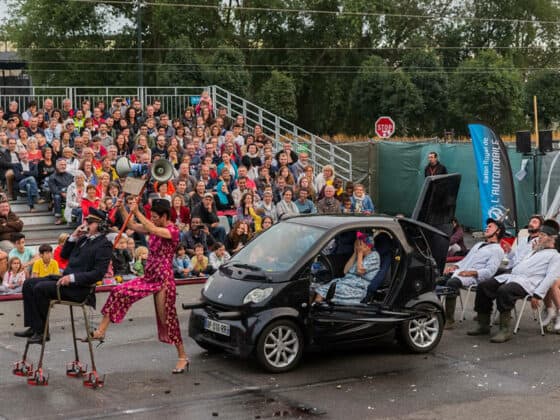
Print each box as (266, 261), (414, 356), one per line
(150, 159), (174, 183)
(115, 156), (174, 182)
(115, 157), (148, 178)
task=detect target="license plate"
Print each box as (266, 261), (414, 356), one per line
(204, 318), (230, 336)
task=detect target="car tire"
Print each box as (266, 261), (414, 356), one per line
(399, 303), (443, 353)
(256, 319), (304, 373)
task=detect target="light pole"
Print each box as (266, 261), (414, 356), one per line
(136, 0), (143, 88)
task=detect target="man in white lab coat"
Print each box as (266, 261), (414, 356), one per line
(468, 220), (560, 343)
(439, 218), (505, 329)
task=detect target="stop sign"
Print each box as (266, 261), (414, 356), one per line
(375, 116), (395, 138)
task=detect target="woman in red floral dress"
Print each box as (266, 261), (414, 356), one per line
(91, 198), (189, 373)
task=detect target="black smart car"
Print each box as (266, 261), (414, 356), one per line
(184, 174), (461, 372)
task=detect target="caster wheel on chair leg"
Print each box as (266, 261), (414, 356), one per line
(12, 360), (34, 377)
(66, 361), (87, 378)
(83, 371), (105, 389)
(27, 368), (49, 386)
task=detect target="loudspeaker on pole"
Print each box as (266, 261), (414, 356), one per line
(515, 131), (531, 154)
(539, 130), (553, 153)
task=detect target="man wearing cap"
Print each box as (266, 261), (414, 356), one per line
(14, 208), (112, 344)
(438, 218), (505, 329)
(468, 220), (560, 343)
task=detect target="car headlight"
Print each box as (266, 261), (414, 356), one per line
(243, 288), (273, 304)
(203, 275), (214, 292)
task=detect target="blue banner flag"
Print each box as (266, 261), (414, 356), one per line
(468, 123), (518, 231)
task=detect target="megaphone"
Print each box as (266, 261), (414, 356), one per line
(115, 157), (148, 178)
(150, 159), (174, 183)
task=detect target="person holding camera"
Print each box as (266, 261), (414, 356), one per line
(181, 216), (216, 256)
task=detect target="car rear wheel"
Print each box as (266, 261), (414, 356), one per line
(256, 320), (303, 373)
(399, 303), (443, 353)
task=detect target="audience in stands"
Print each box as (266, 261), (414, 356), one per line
(0, 92), (383, 289)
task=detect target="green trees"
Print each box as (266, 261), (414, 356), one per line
(255, 71), (298, 121)
(449, 51), (525, 134)
(526, 71), (560, 128)
(4, 0), (560, 135)
(349, 56), (424, 136)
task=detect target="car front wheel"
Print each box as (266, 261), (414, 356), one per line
(399, 304), (443, 353)
(256, 320), (304, 373)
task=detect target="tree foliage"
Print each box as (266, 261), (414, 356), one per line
(449, 51), (525, 134)
(526, 71), (560, 129)
(3, 0), (560, 135)
(255, 70), (298, 121)
(348, 55), (424, 136)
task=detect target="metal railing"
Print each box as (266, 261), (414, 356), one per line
(0, 85), (353, 181)
(211, 86), (352, 181)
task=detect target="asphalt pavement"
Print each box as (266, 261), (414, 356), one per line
(2, 283), (560, 420)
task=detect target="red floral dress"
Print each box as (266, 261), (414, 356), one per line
(101, 224), (182, 345)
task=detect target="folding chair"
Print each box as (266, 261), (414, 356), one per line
(513, 295), (545, 336)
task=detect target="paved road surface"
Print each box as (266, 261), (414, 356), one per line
(1, 284), (560, 420)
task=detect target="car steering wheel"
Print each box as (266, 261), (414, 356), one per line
(313, 254), (335, 284)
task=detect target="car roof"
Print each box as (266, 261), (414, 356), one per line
(284, 214), (399, 230)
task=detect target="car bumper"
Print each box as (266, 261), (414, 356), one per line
(189, 307), (258, 358)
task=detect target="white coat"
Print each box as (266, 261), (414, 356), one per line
(452, 242), (504, 287)
(495, 248), (560, 298)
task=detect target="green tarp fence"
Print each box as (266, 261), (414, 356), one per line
(338, 141), (557, 231)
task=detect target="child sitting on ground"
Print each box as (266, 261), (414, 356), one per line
(53, 233), (69, 271)
(31, 244), (60, 278)
(0, 257), (26, 294)
(191, 242), (211, 276)
(173, 244), (193, 278)
(208, 242), (231, 273)
(132, 246), (148, 276)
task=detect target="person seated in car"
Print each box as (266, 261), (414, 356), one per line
(313, 232), (380, 305)
(438, 218), (505, 329)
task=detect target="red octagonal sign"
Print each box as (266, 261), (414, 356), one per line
(375, 116), (396, 138)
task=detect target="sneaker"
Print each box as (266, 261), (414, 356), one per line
(37, 198), (46, 204)
(542, 307), (556, 327)
(553, 315), (560, 332)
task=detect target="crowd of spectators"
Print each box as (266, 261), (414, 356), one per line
(0, 91), (375, 290)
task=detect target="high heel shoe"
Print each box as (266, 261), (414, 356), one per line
(81, 330), (105, 347)
(172, 357), (190, 374)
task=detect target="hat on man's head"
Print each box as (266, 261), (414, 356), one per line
(203, 192), (214, 199)
(486, 218), (506, 239)
(87, 207), (108, 223)
(64, 119), (74, 128)
(540, 219), (559, 236)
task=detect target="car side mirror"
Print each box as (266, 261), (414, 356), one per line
(326, 282), (337, 304)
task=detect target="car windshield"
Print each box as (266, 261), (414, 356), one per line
(229, 222), (326, 273)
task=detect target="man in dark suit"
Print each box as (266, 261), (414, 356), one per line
(13, 149), (39, 212)
(14, 208), (112, 344)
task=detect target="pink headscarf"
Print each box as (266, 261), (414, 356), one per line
(356, 231), (374, 249)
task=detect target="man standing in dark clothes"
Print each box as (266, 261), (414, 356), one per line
(424, 152), (448, 177)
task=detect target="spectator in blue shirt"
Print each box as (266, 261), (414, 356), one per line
(294, 188), (317, 215)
